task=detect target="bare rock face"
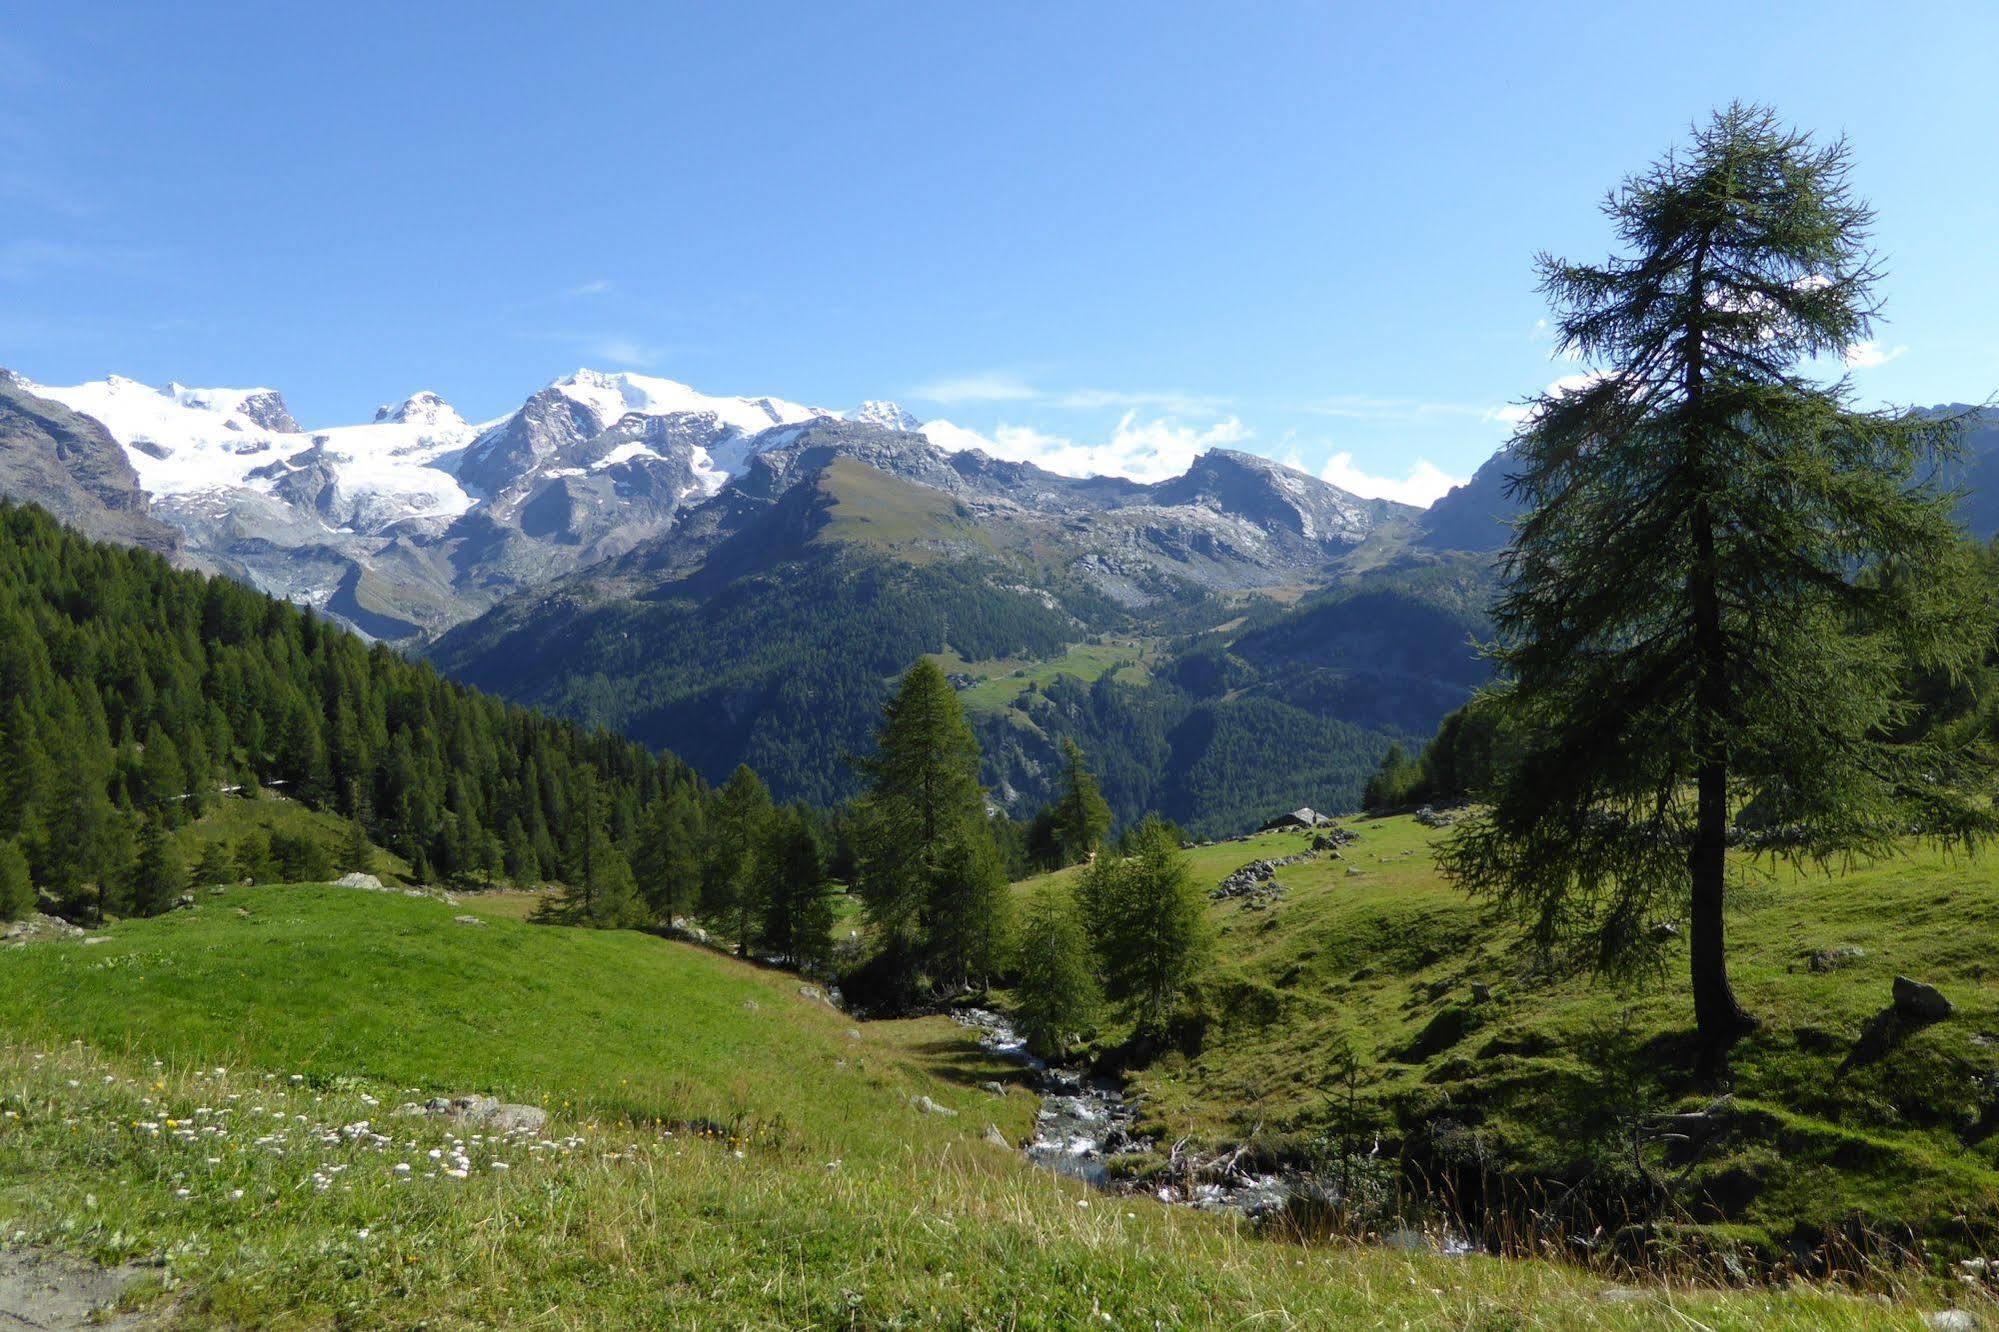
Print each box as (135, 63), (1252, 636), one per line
(0, 373), (180, 555)
(235, 388), (300, 433)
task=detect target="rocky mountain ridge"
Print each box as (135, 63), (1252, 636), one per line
(4, 366), (1422, 640)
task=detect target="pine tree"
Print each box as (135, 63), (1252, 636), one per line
(702, 765), (772, 950)
(635, 784), (705, 922)
(235, 831), (275, 885)
(1078, 816), (1209, 1036)
(1049, 739), (1112, 867)
(129, 817), (185, 917)
(853, 659), (987, 986)
(584, 843), (648, 928)
(1012, 882), (1099, 1058)
(926, 823), (1010, 992)
(1363, 742), (1422, 811)
(0, 840), (35, 922)
(139, 723), (186, 824)
(753, 806), (835, 970)
(1441, 105), (1996, 1053)
(192, 840), (236, 888)
(343, 815), (374, 876)
(38, 743), (116, 921)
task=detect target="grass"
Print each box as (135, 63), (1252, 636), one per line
(0, 881), (1964, 1326)
(1014, 815), (1999, 1268)
(814, 457), (997, 560)
(0, 884), (1029, 1163)
(168, 790), (414, 885)
(936, 636), (1163, 714)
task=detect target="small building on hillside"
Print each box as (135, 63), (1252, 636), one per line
(1259, 807), (1328, 832)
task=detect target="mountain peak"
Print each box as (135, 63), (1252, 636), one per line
(374, 391), (462, 427)
(549, 369), (823, 436)
(844, 400), (922, 432)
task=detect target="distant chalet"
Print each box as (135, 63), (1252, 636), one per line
(1259, 807), (1329, 832)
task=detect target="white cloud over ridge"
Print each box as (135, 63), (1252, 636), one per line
(1314, 453), (1466, 507)
(924, 412), (1466, 504)
(923, 412), (1250, 484)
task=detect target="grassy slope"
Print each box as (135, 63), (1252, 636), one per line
(935, 636), (1162, 714)
(1017, 817), (1999, 1259)
(815, 457), (997, 561)
(168, 791), (414, 885)
(0, 884), (1927, 1328)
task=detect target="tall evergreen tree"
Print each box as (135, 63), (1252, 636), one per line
(753, 805), (835, 970)
(129, 817), (185, 917)
(0, 840), (34, 922)
(1441, 105), (1995, 1052)
(1077, 816), (1209, 1036)
(1012, 882), (1099, 1059)
(925, 823), (1010, 992)
(191, 840), (236, 889)
(703, 765), (773, 950)
(635, 784), (705, 922)
(853, 659), (988, 992)
(1049, 739), (1112, 867)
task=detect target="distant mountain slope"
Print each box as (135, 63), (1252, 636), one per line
(0, 371), (180, 555)
(433, 438), (1459, 827)
(1941, 405), (1999, 540)
(1414, 446), (1519, 553)
(9, 364), (1421, 643)
(1416, 406), (1999, 555)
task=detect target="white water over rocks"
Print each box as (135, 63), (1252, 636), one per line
(954, 1008), (1291, 1214)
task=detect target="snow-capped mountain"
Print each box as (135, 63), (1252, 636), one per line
(8, 367), (927, 639)
(4, 361), (1437, 645)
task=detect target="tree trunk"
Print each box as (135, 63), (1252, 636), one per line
(1689, 755), (1749, 1052)
(1682, 234), (1751, 1056)
(1689, 500), (1752, 1053)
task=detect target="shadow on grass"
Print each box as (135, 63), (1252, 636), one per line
(902, 1037), (1027, 1090)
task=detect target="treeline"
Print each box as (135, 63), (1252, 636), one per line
(0, 500), (698, 921)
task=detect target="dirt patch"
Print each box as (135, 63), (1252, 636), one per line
(0, 1246), (151, 1329)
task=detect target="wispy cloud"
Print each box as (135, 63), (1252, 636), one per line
(0, 171), (93, 219)
(909, 370), (1227, 415)
(910, 372), (1040, 404)
(513, 325), (683, 369)
(588, 336), (671, 368)
(566, 278), (613, 297)
(1305, 394), (1518, 426)
(1843, 340), (1908, 370)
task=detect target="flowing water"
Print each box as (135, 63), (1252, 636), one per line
(953, 1008), (1291, 1214)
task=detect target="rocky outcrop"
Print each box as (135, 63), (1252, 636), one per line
(0, 373), (180, 555)
(1894, 976), (1955, 1023)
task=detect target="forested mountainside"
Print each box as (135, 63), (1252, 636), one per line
(0, 500), (693, 917)
(432, 433), (1498, 829)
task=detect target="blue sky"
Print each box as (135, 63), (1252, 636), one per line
(3, 2), (1995, 502)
